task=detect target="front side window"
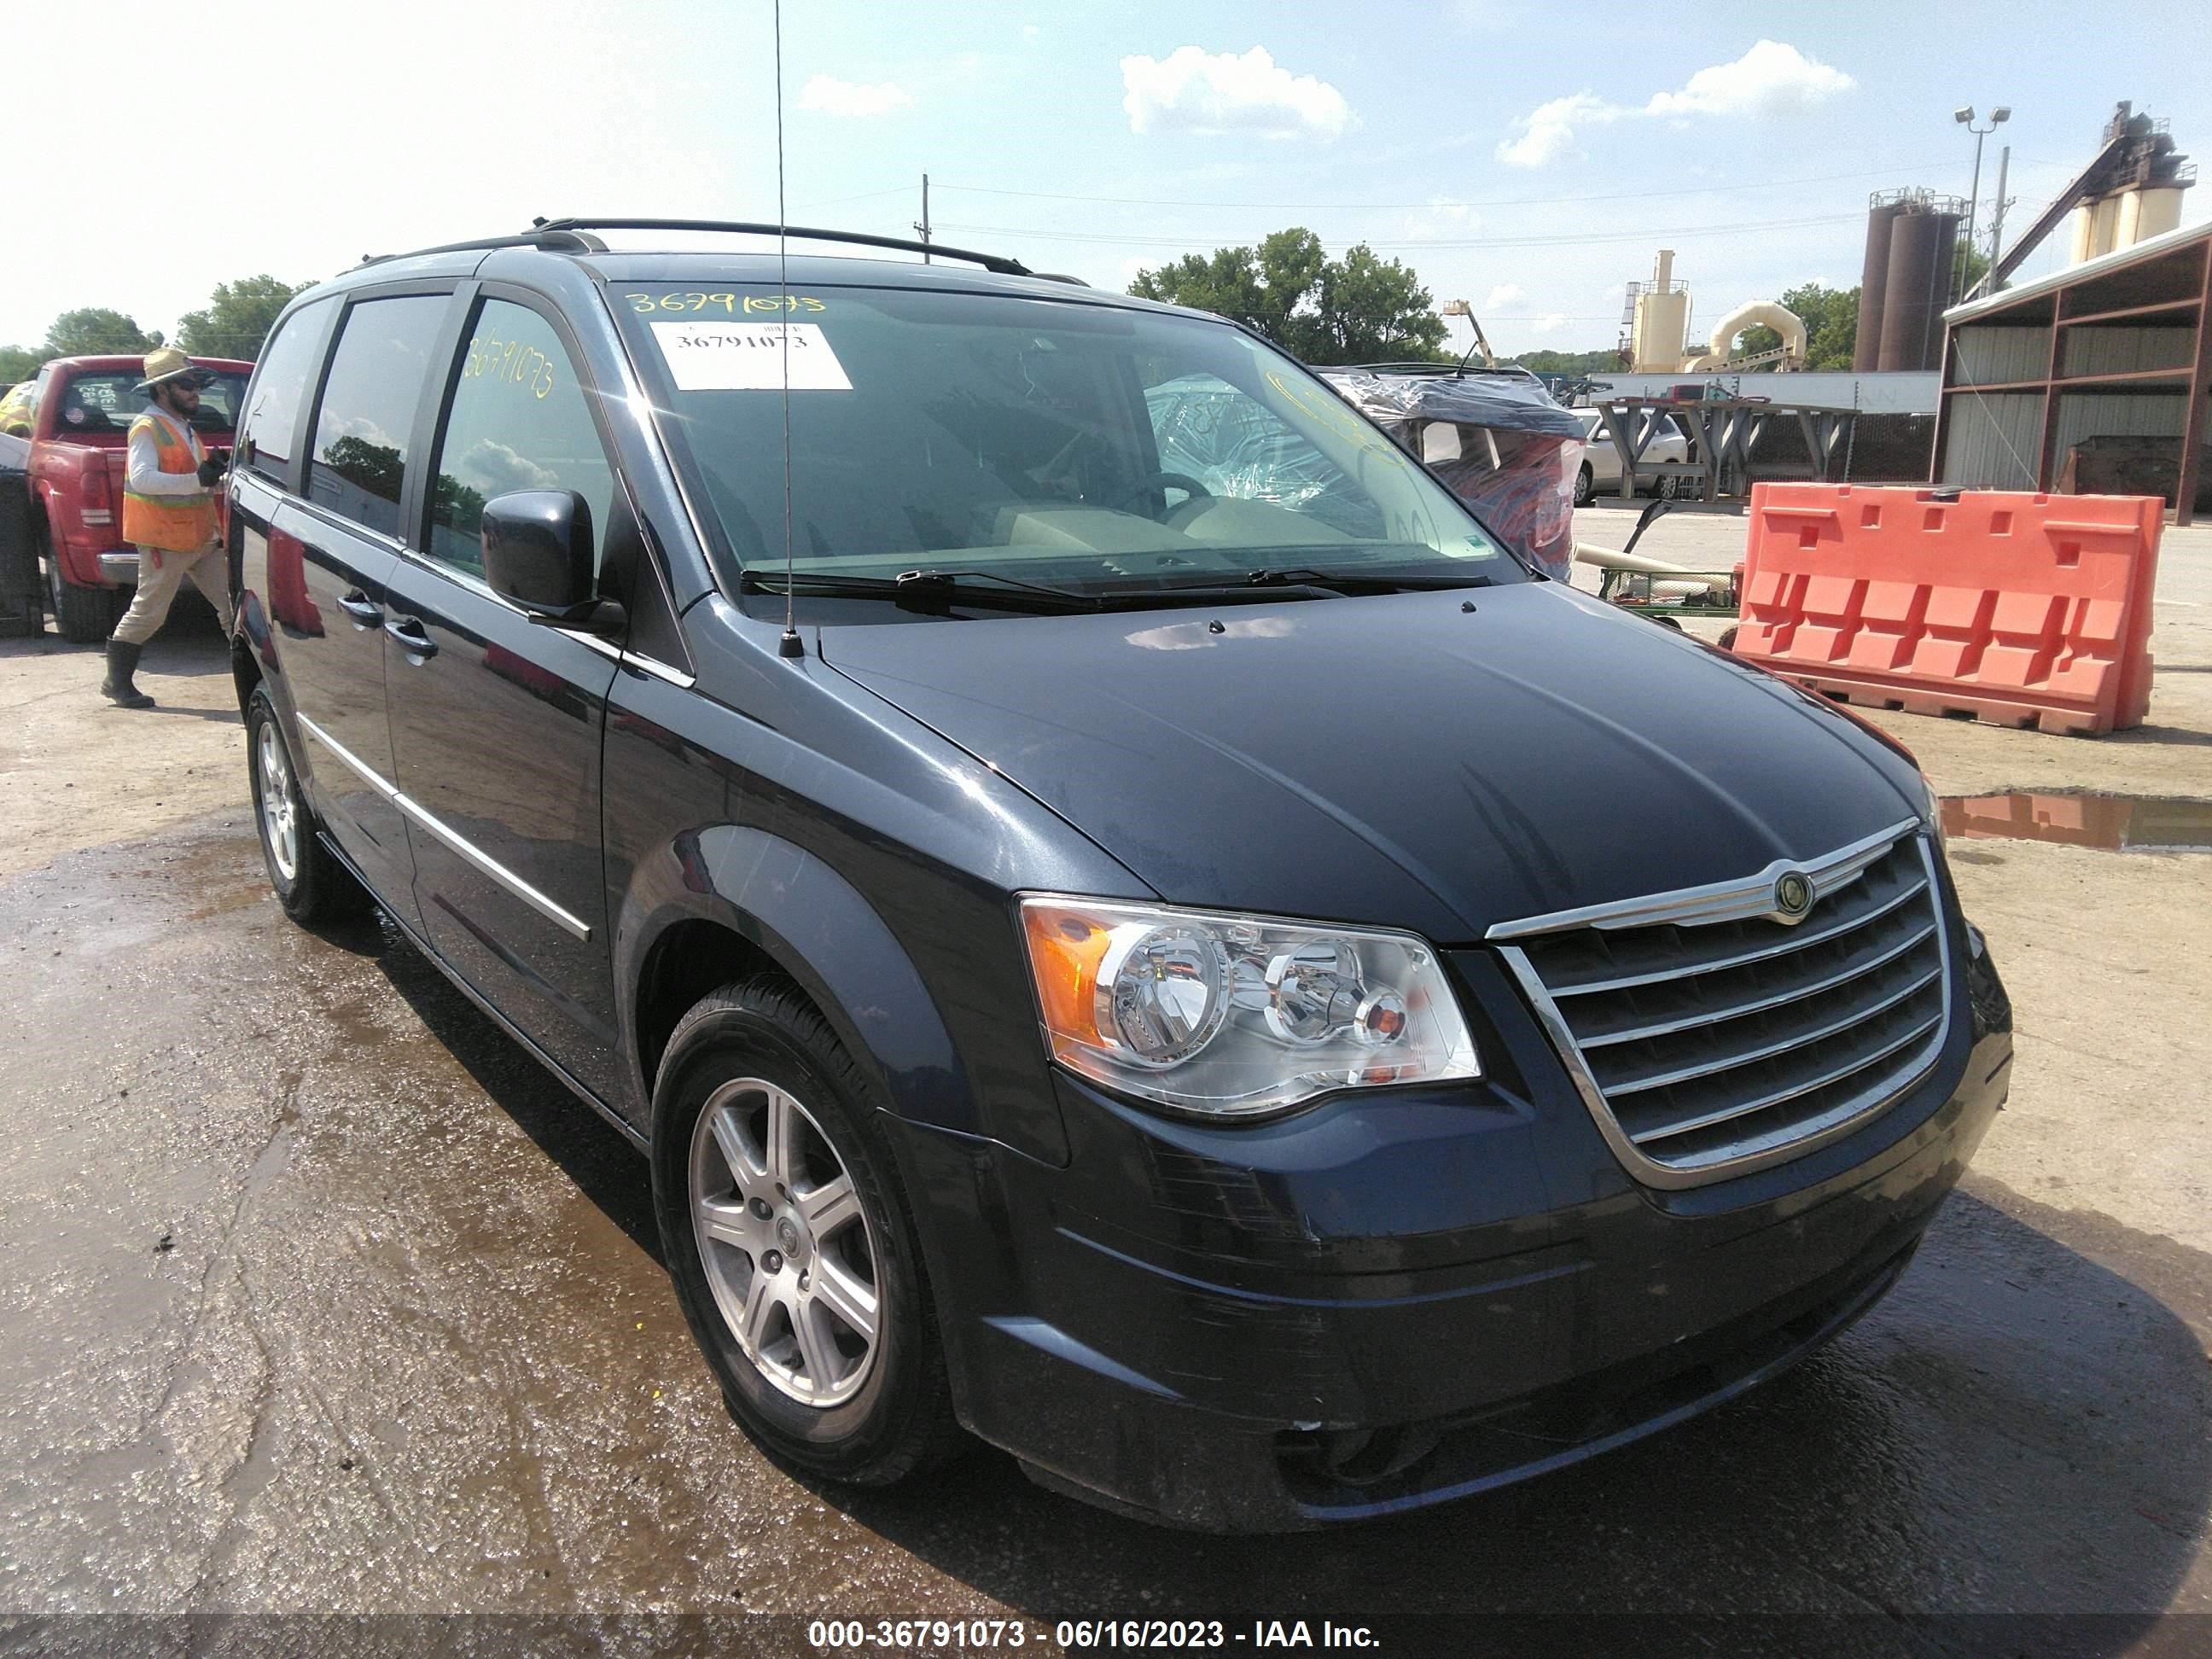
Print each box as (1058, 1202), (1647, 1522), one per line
(307, 294), (448, 538)
(426, 299), (616, 581)
(615, 285), (1515, 608)
(242, 298), (334, 481)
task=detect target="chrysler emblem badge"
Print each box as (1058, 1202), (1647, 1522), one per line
(1774, 871), (1814, 923)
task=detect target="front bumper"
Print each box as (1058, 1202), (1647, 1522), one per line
(891, 931), (2012, 1530)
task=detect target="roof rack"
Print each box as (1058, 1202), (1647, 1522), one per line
(356, 227), (608, 268)
(528, 217), (1033, 277)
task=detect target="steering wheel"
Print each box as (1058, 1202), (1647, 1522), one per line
(1111, 471), (1214, 519)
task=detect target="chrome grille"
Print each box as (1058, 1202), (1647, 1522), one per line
(1492, 820), (1950, 1189)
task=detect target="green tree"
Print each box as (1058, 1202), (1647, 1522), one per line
(1512, 347), (1625, 375)
(323, 436), (404, 503)
(177, 275), (308, 361)
(0, 344), (42, 384)
(1129, 229), (1447, 366)
(42, 307), (162, 358)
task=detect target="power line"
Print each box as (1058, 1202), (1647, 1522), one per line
(923, 162), (1947, 213)
(932, 211), (1866, 252)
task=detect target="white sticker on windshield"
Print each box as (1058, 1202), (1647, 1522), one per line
(649, 321), (853, 391)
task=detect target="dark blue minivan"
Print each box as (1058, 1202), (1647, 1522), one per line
(225, 220), (2012, 1530)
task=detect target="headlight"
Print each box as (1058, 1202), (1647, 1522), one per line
(1018, 896), (1481, 1117)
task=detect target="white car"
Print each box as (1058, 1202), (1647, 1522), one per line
(1575, 408), (1693, 505)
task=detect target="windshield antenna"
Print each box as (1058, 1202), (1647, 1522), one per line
(773, 0), (804, 660)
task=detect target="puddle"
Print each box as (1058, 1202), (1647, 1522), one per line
(1940, 792), (2212, 853)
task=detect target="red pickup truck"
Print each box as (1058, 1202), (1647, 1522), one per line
(3, 353), (252, 641)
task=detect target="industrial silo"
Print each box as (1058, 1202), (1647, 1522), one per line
(1854, 195), (1901, 373)
(1877, 195), (1965, 373)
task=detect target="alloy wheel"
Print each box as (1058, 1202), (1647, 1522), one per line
(690, 1077), (881, 1406)
(256, 721), (300, 883)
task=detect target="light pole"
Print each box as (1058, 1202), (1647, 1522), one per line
(1953, 104), (2011, 296)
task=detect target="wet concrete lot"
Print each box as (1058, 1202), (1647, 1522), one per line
(3, 536), (2211, 1646)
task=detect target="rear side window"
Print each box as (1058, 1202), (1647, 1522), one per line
(426, 299), (617, 581)
(241, 298), (334, 481)
(307, 294), (448, 538)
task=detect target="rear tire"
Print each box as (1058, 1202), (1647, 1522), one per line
(652, 978), (963, 1487)
(247, 684), (370, 923)
(1572, 463), (1595, 508)
(49, 552), (125, 644)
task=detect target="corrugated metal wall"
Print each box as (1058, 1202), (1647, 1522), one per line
(1940, 393), (2043, 489)
(2052, 392), (2191, 457)
(1953, 327), (2048, 385)
(2059, 327), (2197, 377)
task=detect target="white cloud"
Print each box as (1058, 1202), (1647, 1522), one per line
(1483, 283), (1526, 311)
(1529, 313), (1569, 335)
(798, 74), (913, 118)
(1646, 40), (1854, 118)
(1497, 40), (1851, 166)
(1497, 91), (1609, 166)
(1022, 23), (1040, 38)
(1121, 46), (1353, 140)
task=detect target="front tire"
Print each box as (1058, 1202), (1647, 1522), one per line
(652, 978), (961, 1486)
(1572, 463), (1595, 508)
(246, 684), (370, 923)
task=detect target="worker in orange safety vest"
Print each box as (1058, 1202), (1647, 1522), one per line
(103, 348), (231, 708)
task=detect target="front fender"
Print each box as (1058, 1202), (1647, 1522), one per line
(618, 824), (998, 1153)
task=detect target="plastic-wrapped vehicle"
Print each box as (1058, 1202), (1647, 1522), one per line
(1318, 366), (1586, 582)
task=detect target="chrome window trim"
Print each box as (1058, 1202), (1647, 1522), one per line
(390, 544), (697, 687)
(294, 497), (408, 557)
(1485, 818), (1918, 940)
(1494, 828), (1953, 1191)
(294, 713), (593, 943)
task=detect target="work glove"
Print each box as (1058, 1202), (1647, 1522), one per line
(196, 454), (230, 487)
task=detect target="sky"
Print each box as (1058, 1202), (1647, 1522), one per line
(9, 0), (2210, 360)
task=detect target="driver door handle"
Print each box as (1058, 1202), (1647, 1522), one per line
(384, 616), (438, 660)
(336, 590), (381, 627)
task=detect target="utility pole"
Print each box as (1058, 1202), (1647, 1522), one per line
(1988, 144), (2011, 271)
(1953, 105), (2010, 299)
(914, 173), (931, 263)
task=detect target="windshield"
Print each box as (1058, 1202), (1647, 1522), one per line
(51, 370), (250, 439)
(614, 284), (1522, 614)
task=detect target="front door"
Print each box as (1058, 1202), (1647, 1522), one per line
(381, 294), (625, 1099)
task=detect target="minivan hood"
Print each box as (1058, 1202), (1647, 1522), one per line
(819, 584), (1923, 941)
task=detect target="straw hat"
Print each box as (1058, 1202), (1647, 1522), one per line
(134, 347), (213, 394)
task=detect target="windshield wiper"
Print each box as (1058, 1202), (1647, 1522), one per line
(741, 568), (1103, 614)
(1242, 566), (1500, 595)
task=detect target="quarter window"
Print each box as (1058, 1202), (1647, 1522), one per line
(241, 298), (334, 482)
(307, 295), (448, 538)
(426, 299), (616, 581)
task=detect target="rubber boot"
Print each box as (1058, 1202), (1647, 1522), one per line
(101, 640), (154, 709)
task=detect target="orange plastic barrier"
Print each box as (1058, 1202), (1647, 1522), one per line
(1732, 485), (2163, 736)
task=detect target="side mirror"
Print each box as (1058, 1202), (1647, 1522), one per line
(481, 490), (598, 620)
